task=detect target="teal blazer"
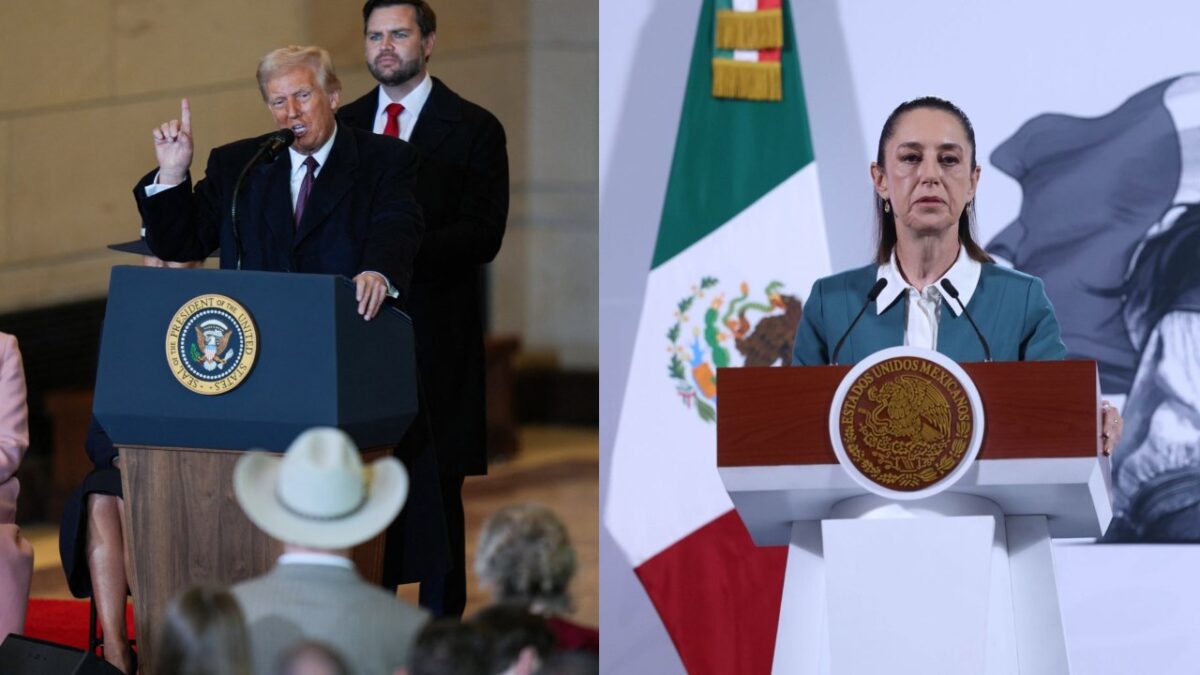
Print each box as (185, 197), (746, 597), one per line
(792, 263), (1067, 365)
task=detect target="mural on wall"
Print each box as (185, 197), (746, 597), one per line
(987, 75), (1200, 542)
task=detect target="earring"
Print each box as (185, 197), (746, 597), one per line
(883, 200), (891, 213)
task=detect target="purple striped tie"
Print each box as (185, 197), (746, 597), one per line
(294, 155), (318, 228)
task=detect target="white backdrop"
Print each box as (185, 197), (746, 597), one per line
(601, 1), (1200, 672)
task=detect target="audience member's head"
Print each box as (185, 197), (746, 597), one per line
(469, 604), (556, 675)
(407, 619), (492, 675)
(537, 648), (597, 672)
(539, 650), (600, 675)
(474, 503), (577, 614)
(155, 585), (253, 675)
(275, 641), (352, 675)
(234, 427), (409, 555)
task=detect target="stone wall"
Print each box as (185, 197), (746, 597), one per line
(0, 0), (597, 367)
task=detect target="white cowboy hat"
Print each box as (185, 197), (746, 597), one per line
(234, 427), (408, 549)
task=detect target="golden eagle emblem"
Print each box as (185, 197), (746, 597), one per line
(865, 375), (951, 446)
(838, 356), (975, 491)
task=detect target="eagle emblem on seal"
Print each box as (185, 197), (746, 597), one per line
(865, 375), (952, 445)
(193, 319), (235, 371)
(166, 294), (259, 395)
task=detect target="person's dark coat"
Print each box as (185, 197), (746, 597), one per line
(340, 78), (509, 477)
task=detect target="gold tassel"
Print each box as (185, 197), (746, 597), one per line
(712, 59), (782, 101)
(715, 9), (784, 51)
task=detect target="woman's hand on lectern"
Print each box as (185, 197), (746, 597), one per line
(1100, 400), (1123, 457)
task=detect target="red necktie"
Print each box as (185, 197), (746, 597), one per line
(382, 102), (405, 138)
(294, 156), (318, 228)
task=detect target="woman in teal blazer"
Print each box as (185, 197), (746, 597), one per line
(792, 96), (1121, 454)
(792, 262), (1066, 365)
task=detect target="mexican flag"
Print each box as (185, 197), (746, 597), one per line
(604, 1), (832, 673)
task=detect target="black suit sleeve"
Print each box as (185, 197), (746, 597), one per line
(417, 113), (508, 268)
(364, 141), (425, 305)
(133, 153), (223, 263)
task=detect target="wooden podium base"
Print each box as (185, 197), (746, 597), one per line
(119, 445), (389, 674)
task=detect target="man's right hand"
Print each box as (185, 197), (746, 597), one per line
(152, 98), (193, 186)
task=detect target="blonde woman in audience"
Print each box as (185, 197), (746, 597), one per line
(474, 503), (598, 653)
(0, 330), (32, 639)
(154, 585), (252, 675)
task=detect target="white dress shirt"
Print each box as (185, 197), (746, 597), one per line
(286, 126), (337, 210)
(372, 72), (434, 141)
(874, 245), (982, 350)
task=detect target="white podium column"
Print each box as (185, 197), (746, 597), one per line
(823, 513), (994, 674)
(1006, 515), (1070, 673)
(772, 521), (830, 674)
(772, 493), (1069, 674)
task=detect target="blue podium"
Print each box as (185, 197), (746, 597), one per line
(94, 266), (417, 672)
(95, 265), (417, 450)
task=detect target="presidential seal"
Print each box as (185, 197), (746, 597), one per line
(165, 294), (259, 395)
(828, 347), (985, 500)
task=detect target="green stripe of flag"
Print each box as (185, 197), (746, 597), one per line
(652, 0), (815, 269)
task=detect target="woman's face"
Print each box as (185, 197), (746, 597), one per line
(872, 108), (980, 239)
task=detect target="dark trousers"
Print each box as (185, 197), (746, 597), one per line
(419, 472), (466, 618)
(382, 384), (451, 590)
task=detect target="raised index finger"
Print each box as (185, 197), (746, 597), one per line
(180, 98), (191, 134)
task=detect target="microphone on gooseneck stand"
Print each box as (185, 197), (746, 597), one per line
(258, 129), (296, 163)
(230, 129), (296, 270)
(939, 279), (991, 362)
(830, 278), (888, 365)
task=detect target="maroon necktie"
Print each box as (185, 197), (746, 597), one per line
(294, 156), (318, 228)
(382, 102), (405, 138)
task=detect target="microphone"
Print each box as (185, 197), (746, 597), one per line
(259, 129), (296, 162)
(830, 278), (888, 365)
(939, 279), (991, 362)
(231, 130), (296, 269)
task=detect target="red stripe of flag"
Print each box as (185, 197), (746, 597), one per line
(635, 510), (788, 675)
(757, 0), (782, 62)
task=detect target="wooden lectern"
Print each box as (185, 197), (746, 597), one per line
(94, 266), (419, 673)
(718, 359), (1111, 674)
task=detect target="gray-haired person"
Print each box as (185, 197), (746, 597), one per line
(474, 504), (598, 652)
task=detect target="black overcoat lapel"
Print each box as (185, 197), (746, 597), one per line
(257, 156), (295, 254)
(409, 79), (460, 156)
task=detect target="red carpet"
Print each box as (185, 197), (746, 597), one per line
(22, 599), (135, 652)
